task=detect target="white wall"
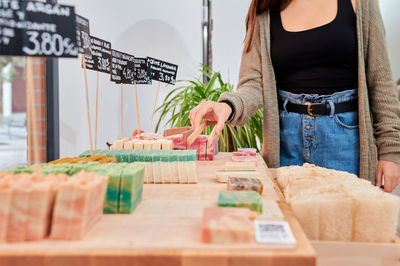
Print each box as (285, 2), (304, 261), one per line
(380, 0), (400, 82)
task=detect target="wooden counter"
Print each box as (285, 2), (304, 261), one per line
(0, 153), (316, 266)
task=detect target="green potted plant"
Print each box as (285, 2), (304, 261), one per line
(155, 67), (263, 152)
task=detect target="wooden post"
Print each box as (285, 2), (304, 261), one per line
(95, 71), (99, 150)
(150, 81), (161, 132)
(134, 80), (140, 131)
(81, 54), (94, 156)
(121, 82), (123, 139)
(26, 57), (40, 172)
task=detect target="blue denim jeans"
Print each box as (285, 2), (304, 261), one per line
(278, 89), (360, 176)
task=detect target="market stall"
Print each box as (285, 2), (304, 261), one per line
(0, 153), (316, 266)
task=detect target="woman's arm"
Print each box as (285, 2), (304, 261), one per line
(217, 14), (264, 127)
(366, 0), (400, 191)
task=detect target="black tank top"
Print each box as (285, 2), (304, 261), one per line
(270, 0), (358, 95)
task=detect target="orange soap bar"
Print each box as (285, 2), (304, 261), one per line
(201, 207), (257, 243)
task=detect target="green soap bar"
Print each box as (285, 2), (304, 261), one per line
(118, 163), (144, 213)
(103, 167), (123, 213)
(186, 150), (197, 161)
(217, 191), (263, 214)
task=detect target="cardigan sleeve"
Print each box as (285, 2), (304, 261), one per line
(218, 15), (264, 127)
(366, 0), (400, 163)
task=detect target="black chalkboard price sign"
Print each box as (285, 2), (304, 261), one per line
(75, 14), (91, 55)
(83, 36), (111, 74)
(121, 53), (135, 85)
(147, 57), (178, 85)
(134, 57), (152, 85)
(111, 49), (124, 83)
(0, 0), (78, 57)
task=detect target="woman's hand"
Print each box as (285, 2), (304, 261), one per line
(376, 160), (400, 192)
(189, 101), (232, 136)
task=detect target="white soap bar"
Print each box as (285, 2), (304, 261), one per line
(113, 140), (123, 149)
(225, 162), (256, 171)
(169, 162), (180, 184)
(186, 161), (198, 183)
(216, 170), (260, 183)
(152, 141), (161, 150)
(152, 162), (162, 183)
(134, 140), (144, 150)
(142, 162), (153, 184)
(143, 140), (152, 150)
(178, 161), (188, 184)
(160, 139), (173, 150)
(123, 141), (134, 149)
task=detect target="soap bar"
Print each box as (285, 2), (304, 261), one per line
(118, 164), (144, 213)
(216, 170), (260, 183)
(0, 176), (12, 241)
(201, 207), (257, 243)
(227, 176), (263, 195)
(225, 162), (256, 171)
(103, 167), (123, 213)
(50, 172), (108, 240)
(218, 191), (263, 214)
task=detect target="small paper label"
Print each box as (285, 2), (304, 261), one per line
(254, 221), (297, 245)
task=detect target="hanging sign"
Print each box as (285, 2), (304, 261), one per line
(0, 0), (78, 57)
(147, 57), (178, 85)
(75, 14), (91, 55)
(121, 53), (135, 85)
(134, 57), (152, 85)
(83, 35), (111, 73)
(111, 49), (124, 83)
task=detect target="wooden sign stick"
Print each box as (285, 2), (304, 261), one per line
(95, 71), (99, 150)
(26, 68), (32, 167)
(150, 81), (161, 132)
(134, 80), (140, 131)
(121, 82), (123, 139)
(81, 54), (94, 156)
(26, 57), (40, 172)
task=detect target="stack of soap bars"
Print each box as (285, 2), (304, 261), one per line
(9, 162), (145, 214)
(112, 138), (173, 150)
(166, 134), (217, 161)
(79, 150), (198, 184)
(0, 171), (108, 242)
(276, 163), (400, 242)
(232, 148), (257, 164)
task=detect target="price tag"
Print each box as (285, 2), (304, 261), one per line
(121, 53), (135, 85)
(0, 0), (78, 57)
(134, 57), (152, 85)
(83, 36), (111, 74)
(254, 221), (297, 245)
(147, 57), (178, 85)
(111, 49), (124, 83)
(75, 14), (91, 55)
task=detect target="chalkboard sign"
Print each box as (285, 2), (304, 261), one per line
(134, 57), (152, 85)
(83, 36), (111, 74)
(75, 14), (91, 55)
(121, 53), (135, 85)
(0, 0), (78, 57)
(111, 49), (125, 83)
(147, 57), (178, 85)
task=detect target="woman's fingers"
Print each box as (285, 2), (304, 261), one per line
(189, 101), (232, 135)
(376, 163), (383, 188)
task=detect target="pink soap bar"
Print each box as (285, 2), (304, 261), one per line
(26, 174), (67, 241)
(50, 172), (108, 240)
(0, 176), (13, 241)
(201, 207), (257, 243)
(7, 175), (32, 242)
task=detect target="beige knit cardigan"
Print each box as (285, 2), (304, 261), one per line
(219, 0), (400, 184)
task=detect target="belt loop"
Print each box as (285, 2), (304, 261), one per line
(328, 100), (335, 117)
(283, 99), (289, 114)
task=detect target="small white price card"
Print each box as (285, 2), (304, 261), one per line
(254, 221), (297, 245)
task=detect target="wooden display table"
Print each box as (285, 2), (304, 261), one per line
(0, 153), (316, 266)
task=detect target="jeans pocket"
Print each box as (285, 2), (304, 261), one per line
(334, 112), (359, 129)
